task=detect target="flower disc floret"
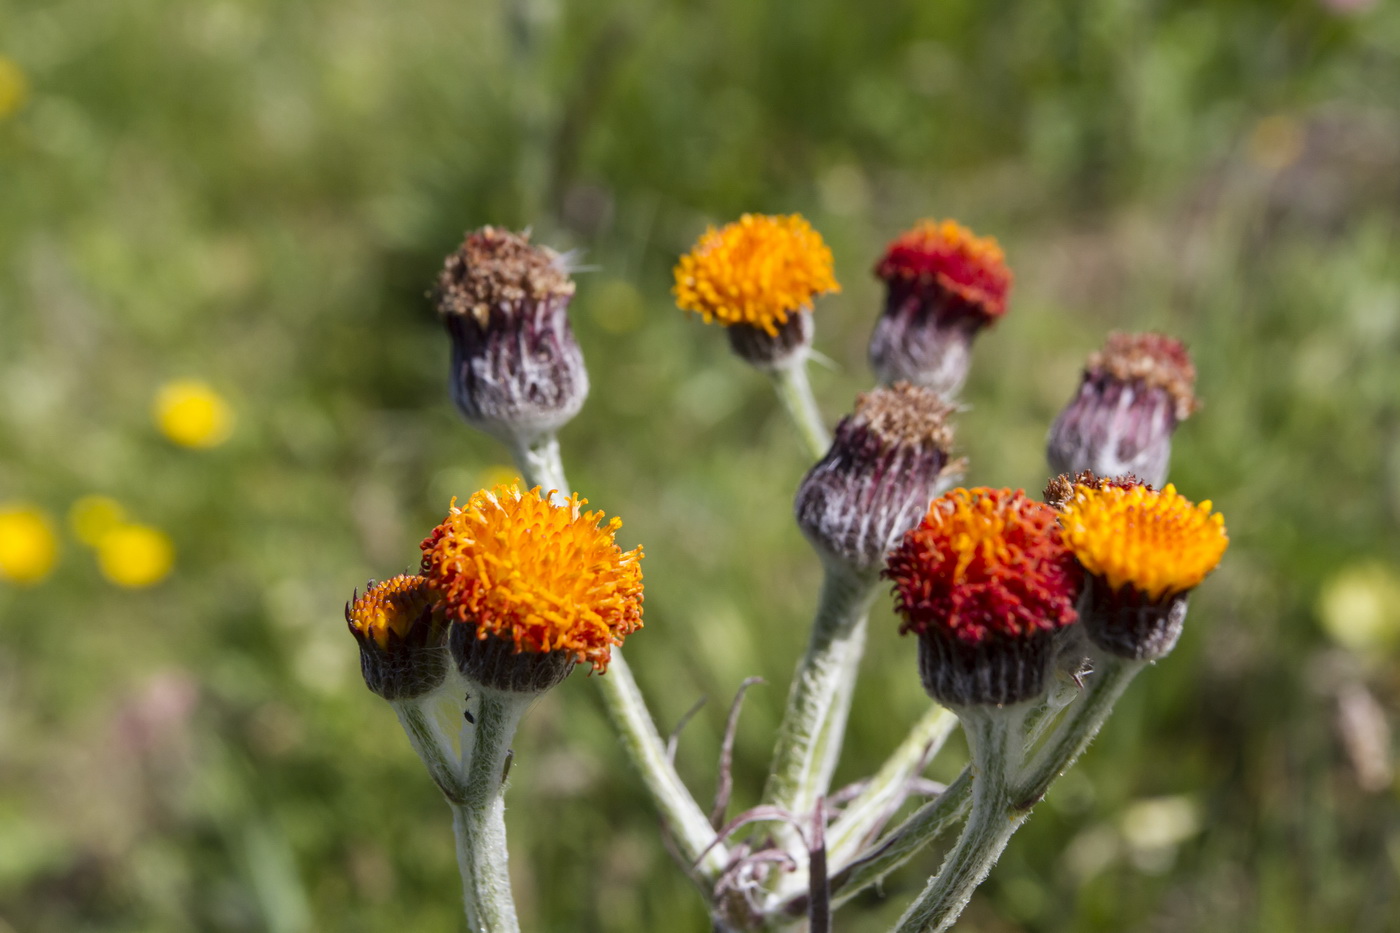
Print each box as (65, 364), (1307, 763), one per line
(1059, 483), (1227, 601)
(420, 483), (643, 672)
(875, 220), (1011, 320)
(673, 213), (839, 336)
(346, 574), (440, 650)
(885, 487), (1080, 645)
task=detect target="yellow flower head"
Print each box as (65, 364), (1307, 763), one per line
(420, 483), (644, 672)
(1059, 483), (1227, 601)
(0, 504), (59, 585)
(97, 524), (175, 588)
(346, 574), (443, 651)
(673, 213), (840, 336)
(155, 380), (234, 449)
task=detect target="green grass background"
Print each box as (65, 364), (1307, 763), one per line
(2, 0), (1398, 930)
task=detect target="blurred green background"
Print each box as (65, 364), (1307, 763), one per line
(2, 0), (1399, 930)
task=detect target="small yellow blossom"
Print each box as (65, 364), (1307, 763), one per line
(69, 496), (127, 547)
(1060, 483), (1228, 601)
(0, 504), (59, 585)
(0, 57), (28, 119)
(673, 214), (839, 336)
(97, 524), (174, 588)
(155, 380), (234, 448)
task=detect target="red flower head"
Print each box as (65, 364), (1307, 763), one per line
(885, 488), (1081, 706)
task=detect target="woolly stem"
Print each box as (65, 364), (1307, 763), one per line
(451, 690), (529, 933)
(762, 568), (876, 827)
(769, 360), (830, 458)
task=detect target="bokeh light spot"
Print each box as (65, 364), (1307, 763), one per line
(0, 504), (59, 585)
(69, 495), (128, 547)
(154, 380), (234, 448)
(97, 524), (175, 588)
(0, 57), (28, 119)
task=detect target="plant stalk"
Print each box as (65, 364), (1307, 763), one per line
(769, 359), (830, 458)
(502, 431), (727, 879)
(451, 689), (529, 933)
(763, 567), (877, 824)
(892, 708), (1025, 933)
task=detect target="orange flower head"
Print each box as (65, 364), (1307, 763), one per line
(885, 488), (1080, 645)
(345, 575), (450, 700)
(673, 213), (840, 337)
(420, 483), (643, 673)
(346, 574), (443, 651)
(1059, 483), (1227, 602)
(875, 220), (1012, 322)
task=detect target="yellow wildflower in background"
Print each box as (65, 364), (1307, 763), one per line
(154, 380), (234, 448)
(69, 496), (127, 546)
(0, 57), (28, 119)
(0, 504), (59, 585)
(96, 524), (175, 588)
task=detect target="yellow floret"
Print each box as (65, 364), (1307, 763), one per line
(1060, 483), (1228, 601)
(673, 213), (840, 336)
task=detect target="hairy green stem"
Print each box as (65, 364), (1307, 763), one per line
(595, 654), (729, 878)
(893, 708), (1026, 933)
(1016, 657), (1142, 804)
(893, 658), (1143, 932)
(823, 706), (958, 873)
(394, 697), (468, 803)
(826, 768), (971, 911)
(763, 568), (877, 825)
(452, 690), (529, 933)
(503, 431), (726, 879)
(508, 432), (568, 496)
(769, 360), (830, 458)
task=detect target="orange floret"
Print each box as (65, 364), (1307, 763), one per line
(673, 213), (840, 336)
(885, 487), (1080, 644)
(346, 574), (441, 650)
(420, 483), (644, 672)
(1059, 483), (1227, 601)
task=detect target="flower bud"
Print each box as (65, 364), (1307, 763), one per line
(345, 575), (451, 701)
(794, 382), (957, 577)
(1058, 481), (1228, 660)
(885, 488), (1081, 707)
(673, 213), (839, 371)
(870, 220), (1012, 398)
(434, 227), (588, 446)
(1046, 332), (1199, 488)
(420, 482), (644, 695)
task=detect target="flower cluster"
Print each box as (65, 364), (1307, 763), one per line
(339, 210), (1233, 933)
(346, 480), (643, 700)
